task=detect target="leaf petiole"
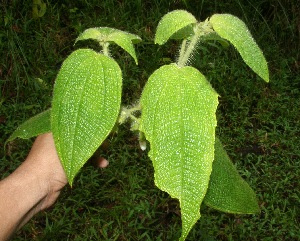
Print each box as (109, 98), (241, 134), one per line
(101, 42), (110, 56)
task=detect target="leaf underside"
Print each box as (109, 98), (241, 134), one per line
(76, 27), (141, 64)
(140, 64), (219, 241)
(155, 10), (197, 45)
(170, 24), (195, 40)
(200, 32), (230, 48)
(210, 14), (269, 82)
(6, 109), (51, 144)
(51, 49), (122, 185)
(204, 137), (260, 214)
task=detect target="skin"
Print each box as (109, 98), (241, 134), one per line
(0, 133), (108, 240)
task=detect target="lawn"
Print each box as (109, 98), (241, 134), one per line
(0, 0), (299, 240)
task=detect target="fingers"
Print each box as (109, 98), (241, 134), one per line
(96, 157), (109, 168)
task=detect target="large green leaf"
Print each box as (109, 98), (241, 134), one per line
(204, 137), (260, 214)
(155, 10), (197, 45)
(75, 27), (141, 64)
(6, 109), (51, 144)
(210, 14), (269, 82)
(140, 64), (219, 240)
(52, 49), (122, 185)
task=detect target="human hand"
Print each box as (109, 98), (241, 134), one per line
(0, 133), (109, 240)
(24, 133), (68, 210)
(26, 133), (111, 208)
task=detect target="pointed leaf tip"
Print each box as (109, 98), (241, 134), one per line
(204, 137), (260, 214)
(210, 14), (269, 82)
(6, 109), (51, 145)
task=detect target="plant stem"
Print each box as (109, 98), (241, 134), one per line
(177, 21), (213, 67)
(118, 102), (141, 125)
(178, 39), (187, 64)
(102, 42), (110, 57)
(128, 102), (141, 113)
(129, 114), (139, 122)
(177, 31), (200, 67)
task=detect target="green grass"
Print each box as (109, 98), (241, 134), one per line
(1, 0), (300, 240)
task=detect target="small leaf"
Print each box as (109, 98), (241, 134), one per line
(210, 14), (269, 82)
(6, 109), (51, 144)
(32, 0), (46, 18)
(155, 10), (197, 45)
(140, 64), (219, 240)
(76, 27), (141, 64)
(52, 49), (122, 185)
(204, 137), (260, 214)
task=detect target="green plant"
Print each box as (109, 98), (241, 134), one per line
(7, 10), (269, 240)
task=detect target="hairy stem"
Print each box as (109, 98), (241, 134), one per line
(177, 32), (201, 67)
(177, 21), (213, 67)
(118, 102), (141, 125)
(127, 102), (141, 113)
(178, 39), (187, 64)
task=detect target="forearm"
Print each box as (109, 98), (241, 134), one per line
(0, 163), (48, 240)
